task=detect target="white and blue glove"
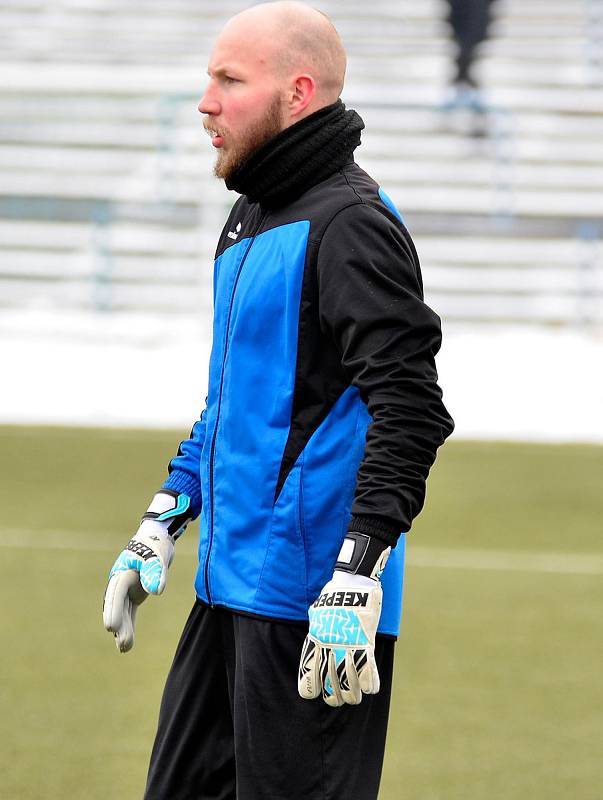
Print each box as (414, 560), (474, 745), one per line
(102, 490), (191, 653)
(298, 532), (391, 707)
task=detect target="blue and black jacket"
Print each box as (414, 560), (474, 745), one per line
(162, 108), (453, 637)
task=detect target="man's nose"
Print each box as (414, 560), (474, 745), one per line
(198, 87), (220, 116)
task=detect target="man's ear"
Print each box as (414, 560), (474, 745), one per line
(287, 74), (317, 118)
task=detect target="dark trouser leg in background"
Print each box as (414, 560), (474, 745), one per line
(144, 603), (236, 800)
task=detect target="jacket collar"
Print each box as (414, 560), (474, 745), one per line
(226, 100), (364, 209)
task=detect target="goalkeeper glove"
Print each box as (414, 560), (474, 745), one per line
(298, 532), (391, 707)
(102, 490), (191, 653)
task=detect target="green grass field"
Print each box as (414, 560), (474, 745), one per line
(1, 426), (601, 799)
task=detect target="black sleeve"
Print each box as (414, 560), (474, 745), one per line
(317, 202), (454, 545)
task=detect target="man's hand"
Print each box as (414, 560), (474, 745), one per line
(102, 490), (191, 653)
(298, 532), (391, 707)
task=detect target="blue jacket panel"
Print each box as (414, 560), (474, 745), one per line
(185, 221), (404, 635)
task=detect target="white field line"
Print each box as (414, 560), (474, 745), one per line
(2, 528), (603, 576)
(0, 528), (198, 556)
(408, 546), (603, 576)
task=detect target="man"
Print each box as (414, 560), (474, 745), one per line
(103, 3), (454, 799)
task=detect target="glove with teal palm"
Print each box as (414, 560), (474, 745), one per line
(102, 490), (191, 653)
(298, 532), (391, 707)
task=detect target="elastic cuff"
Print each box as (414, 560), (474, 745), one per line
(142, 490), (193, 540)
(348, 515), (401, 547)
(163, 471), (202, 520)
(335, 532), (389, 577)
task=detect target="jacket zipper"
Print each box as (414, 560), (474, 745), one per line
(204, 213), (266, 604)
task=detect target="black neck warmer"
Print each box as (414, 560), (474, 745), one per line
(225, 100), (365, 209)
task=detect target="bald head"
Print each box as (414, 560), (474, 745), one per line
(224, 2), (347, 106)
(199, 2), (348, 180)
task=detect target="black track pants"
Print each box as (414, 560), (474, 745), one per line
(144, 600), (395, 800)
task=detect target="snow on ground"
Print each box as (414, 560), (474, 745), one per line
(437, 322), (603, 443)
(1, 310), (602, 443)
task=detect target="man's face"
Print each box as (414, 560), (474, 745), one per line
(199, 25), (286, 181)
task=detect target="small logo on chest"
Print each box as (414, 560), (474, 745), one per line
(227, 222), (242, 240)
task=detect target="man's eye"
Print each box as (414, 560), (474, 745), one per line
(224, 76), (238, 84)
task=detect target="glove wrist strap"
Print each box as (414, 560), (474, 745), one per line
(335, 532), (390, 579)
(141, 490), (192, 540)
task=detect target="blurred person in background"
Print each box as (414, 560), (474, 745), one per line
(447, 0), (496, 91)
(102, 2), (453, 798)
(444, 0), (498, 135)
